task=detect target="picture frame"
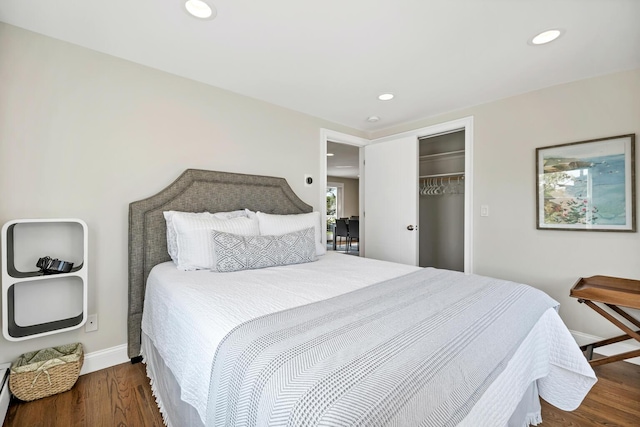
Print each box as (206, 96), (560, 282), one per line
(536, 134), (636, 231)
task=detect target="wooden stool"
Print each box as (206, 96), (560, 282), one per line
(570, 275), (640, 366)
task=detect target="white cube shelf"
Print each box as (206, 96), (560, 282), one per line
(1, 219), (88, 341)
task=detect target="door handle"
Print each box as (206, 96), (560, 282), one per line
(407, 225), (417, 231)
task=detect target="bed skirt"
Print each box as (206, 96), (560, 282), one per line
(142, 332), (205, 427)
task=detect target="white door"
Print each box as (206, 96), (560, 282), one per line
(364, 136), (419, 265)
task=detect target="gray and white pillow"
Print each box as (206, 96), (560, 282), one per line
(212, 227), (317, 272)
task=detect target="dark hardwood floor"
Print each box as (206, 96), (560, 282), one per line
(3, 357), (639, 426)
(3, 362), (164, 427)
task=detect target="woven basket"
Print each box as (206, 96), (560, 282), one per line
(9, 343), (84, 401)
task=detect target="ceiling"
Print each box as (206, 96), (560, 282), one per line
(1, 1), (639, 134)
(327, 142), (360, 179)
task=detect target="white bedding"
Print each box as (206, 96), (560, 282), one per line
(141, 252), (596, 426)
(141, 252), (420, 423)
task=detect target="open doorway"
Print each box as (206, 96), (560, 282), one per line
(319, 129), (368, 255)
(326, 141), (360, 254)
(419, 130), (465, 271)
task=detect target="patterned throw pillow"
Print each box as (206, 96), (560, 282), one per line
(212, 227), (318, 272)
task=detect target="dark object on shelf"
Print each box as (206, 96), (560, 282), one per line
(36, 256), (73, 274)
(570, 275), (640, 366)
(10, 343), (84, 401)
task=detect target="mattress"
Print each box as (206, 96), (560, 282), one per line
(141, 252), (595, 426)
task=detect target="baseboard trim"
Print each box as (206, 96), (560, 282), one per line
(79, 344), (129, 375)
(570, 330), (640, 366)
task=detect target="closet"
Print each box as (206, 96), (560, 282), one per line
(418, 130), (465, 271)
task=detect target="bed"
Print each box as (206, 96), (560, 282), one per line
(128, 169), (596, 427)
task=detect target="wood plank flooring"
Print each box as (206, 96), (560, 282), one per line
(540, 357), (640, 426)
(3, 358), (639, 426)
(3, 362), (164, 427)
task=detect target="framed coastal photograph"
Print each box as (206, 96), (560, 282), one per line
(536, 134), (636, 231)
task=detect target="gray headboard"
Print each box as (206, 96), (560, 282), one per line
(128, 169), (313, 359)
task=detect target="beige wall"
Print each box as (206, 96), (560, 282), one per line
(2, 21), (638, 363)
(0, 23), (363, 362)
(374, 68), (640, 340)
(327, 176), (359, 218)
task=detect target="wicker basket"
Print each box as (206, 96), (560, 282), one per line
(9, 343), (84, 401)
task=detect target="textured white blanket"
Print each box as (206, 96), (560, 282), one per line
(141, 253), (596, 426)
(142, 252), (419, 423)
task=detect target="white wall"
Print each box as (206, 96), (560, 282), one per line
(0, 23), (363, 363)
(373, 68), (640, 341)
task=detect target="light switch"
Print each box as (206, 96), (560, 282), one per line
(480, 205), (489, 217)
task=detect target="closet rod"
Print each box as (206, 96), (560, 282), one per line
(419, 172), (465, 179)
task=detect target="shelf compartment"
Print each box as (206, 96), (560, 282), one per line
(4, 221), (85, 278)
(7, 282), (84, 339)
(2, 218), (88, 341)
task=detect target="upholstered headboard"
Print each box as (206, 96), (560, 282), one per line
(128, 169), (313, 359)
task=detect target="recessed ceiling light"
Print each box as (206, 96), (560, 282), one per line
(378, 94), (394, 101)
(326, 153), (335, 157)
(367, 116), (380, 122)
(530, 29), (563, 45)
(184, 0), (217, 20)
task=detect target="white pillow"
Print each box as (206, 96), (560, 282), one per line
(163, 210), (248, 264)
(256, 211), (326, 256)
(171, 213), (259, 270)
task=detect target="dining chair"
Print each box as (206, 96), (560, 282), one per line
(347, 219), (359, 251)
(334, 219), (349, 251)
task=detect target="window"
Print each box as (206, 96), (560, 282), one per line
(326, 182), (344, 231)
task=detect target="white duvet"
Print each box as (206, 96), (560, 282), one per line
(141, 252), (420, 423)
(141, 252), (595, 426)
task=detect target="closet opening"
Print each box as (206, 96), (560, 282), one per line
(419, 129), (465, 271)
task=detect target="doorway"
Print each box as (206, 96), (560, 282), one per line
(326, 141), (360, 253)
(419, 130), (465, 271)
(319, 130), (368, 255)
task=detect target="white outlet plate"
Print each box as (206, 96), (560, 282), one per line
(480, 205), (489, 217)
(85, 314), (98, 332)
